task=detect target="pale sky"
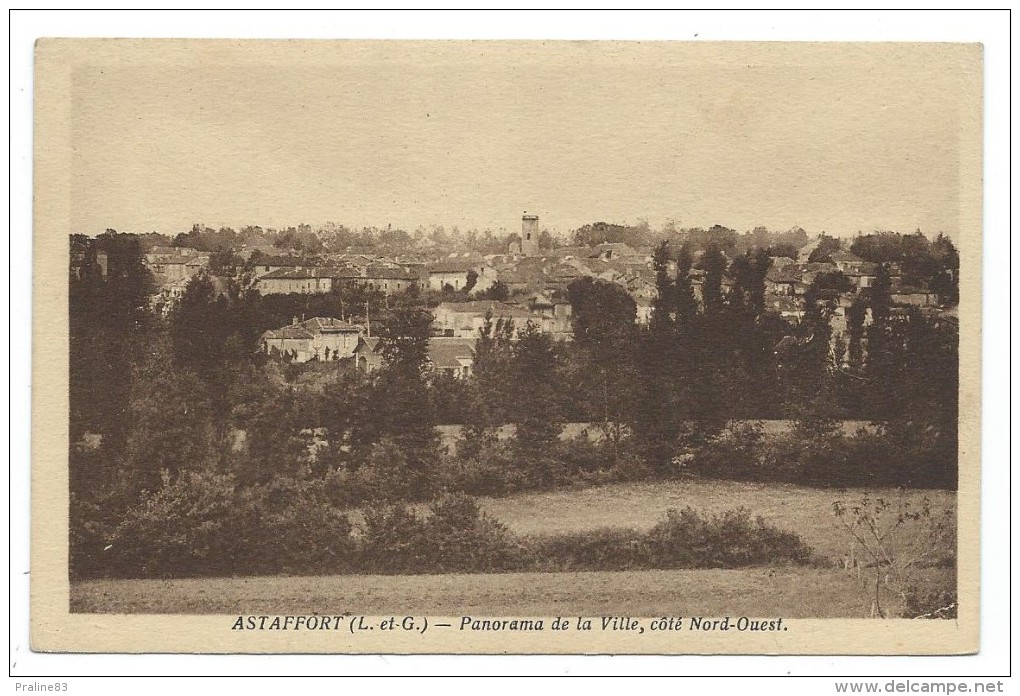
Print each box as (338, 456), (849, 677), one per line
(69, 41), (980, 239)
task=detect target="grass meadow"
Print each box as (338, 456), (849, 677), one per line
(70, 479), (955, 617)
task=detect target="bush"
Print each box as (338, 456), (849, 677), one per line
(557, 436), (654, 484)
(358, 503), (431, 573)
(105, 475), (815, 577)
(688, 422), (765, 480)
(526, 507), (812, 572)
(687, 420), (956, 490)
(358, 493), (524, 574)
(644, 507), (813, 568)
(109, 469), (355, 578)
(421, 494), (525, 572)
(110, 469), (239, 578)
(326, 437), (438, 506)
(833, 491), (957, 618)
(436, 441), (530, 497)
(69, 492), (118, 580)
(552, 435), (607, 474)
(231, 476), (355, 575)
(439, 433), (658, 498)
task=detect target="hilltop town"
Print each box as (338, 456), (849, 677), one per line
(68, 213), (960, 595)
(73, 214), (959, 381)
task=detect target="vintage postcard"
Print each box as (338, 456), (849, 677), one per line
(32, 39), (982, 654)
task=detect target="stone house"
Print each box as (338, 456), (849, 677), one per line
(432, 300), (532, 338)
(261, 317), (363, 362)
(144, 246), (210, 287)
(256, 267), (338, 295)
(426, 257), (496, 293)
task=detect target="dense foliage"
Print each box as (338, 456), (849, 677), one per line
(69, 227), (960, 579)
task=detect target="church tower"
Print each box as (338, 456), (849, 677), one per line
(521, 212), (539, 256)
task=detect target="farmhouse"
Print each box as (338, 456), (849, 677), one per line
(261, 317), (363, 362)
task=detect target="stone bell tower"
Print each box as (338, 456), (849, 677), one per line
(521, 212), (539, 256)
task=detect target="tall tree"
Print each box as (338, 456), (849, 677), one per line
(69, 232), (155, 450)
(567, 277), (639, 442)
(370, 308), (440, 481)
(567, 277), (637, 349)
(378, 308), (433, 377)
(699, 243), (727, 313)
(846, 296), (867, 374)
(648, 240), (675, 333)
(870, 263), (892, 324)
(673, 243), (699, 328)
(729, 247), (771, 317)
(509, 321), (564, 458)
(171, 272), (234, 380)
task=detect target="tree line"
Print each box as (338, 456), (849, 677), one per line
(68, 231), (959, 578)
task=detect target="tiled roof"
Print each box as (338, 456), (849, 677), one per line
(428, 260), (479, 274)
(262, 326), (314, 340)
(146, 247), (209, 266)
(435, 300), (515, 314)
(354, 336), (381, 353)
(803, 262), (836, 272)
(362, 265), (419, 280)
(147, 254), (191, 265)
(303, 317), (362, 333)
(591, 242), (638, 256)
(149, 246), (197, 256)
(545, 246), (593, 259)
(829, 250), (864, 263)
(262, 317), (362, 340)
(428, 338), (476, 369)
(259, 256), (312, 267)
(766, 265), (802, 283)
(259, 266), (339, 280)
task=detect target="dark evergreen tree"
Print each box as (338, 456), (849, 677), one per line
(648, 240), (675, 333)
(846, 296), (867, 374)
(509, 321), (564, 463)
(567, 277), (640, 442)
(673, 243), (699, 328)
(699, 243), (727, 313)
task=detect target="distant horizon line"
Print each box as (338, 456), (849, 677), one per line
(72, 220), (955, 241)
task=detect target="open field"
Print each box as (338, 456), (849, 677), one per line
(70, 480), (955, 616)
(70, 566), (951, 617)
(479, 480), (956, 562)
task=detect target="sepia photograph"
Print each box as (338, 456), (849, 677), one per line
(29, 34), (986, 657)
